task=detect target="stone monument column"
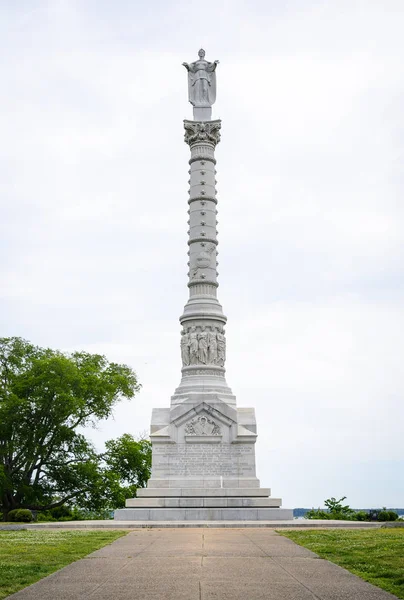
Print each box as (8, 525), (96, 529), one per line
(173, 118), (235, 406)
(114, 50), (292, 521)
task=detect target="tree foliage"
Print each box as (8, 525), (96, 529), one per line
(104, 434), (151, 490)
(305, 497), (399, 522)
(76, 434), (152, 513)
(305, 496), (355, 520)
(0, 337), (142, 518)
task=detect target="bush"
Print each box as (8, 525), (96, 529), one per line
(36, 512), (56, 522)
(8, 509), (33, 522)
(70, 507), (114, 520)
(305, 497), (356, 521)
(354, 511), (369, 521)
(378, 509), (399, 522)
(49, 505), (73, 520)
(387, 511), (399, 521)
(305, 508), (331, 520)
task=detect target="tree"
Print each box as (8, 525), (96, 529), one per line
(0, 337), (141, 519)
(104, 434), (151, 490)
(305, 496), (355, 520)
(76, 434), (152, 512)
(324, 496), (355, 519)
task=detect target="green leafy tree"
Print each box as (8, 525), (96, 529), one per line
(104, 434), (151, 489)
(305, 496), (355, 520)
(0, 337), (141, 519)
(75, 435), (152, 513)
(324, 496), (355, 519)
(102, 434), (151, 507)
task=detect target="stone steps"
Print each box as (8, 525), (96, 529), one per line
(126, 497), (282, 508)
(137, 487), (272, 498)
(114, 507), (294, 521)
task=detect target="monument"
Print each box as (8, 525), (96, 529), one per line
(115, 50), (292, 521)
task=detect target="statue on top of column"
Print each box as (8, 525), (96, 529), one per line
(183, 49), (219, 108)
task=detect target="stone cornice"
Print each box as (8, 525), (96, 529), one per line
(181, 365), (225, 373)
(184, 120), (221, 147)
(180, 312), (227, 323)
(188, 196), (217, 205)
(189, 156), (216, 165)
(187, 237), (218, 246)
(187, 279), (219, 288)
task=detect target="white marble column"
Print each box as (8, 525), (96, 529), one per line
(173, 120), (235, 406)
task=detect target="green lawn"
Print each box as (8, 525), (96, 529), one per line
(279, 529), (404, 599)
(0, 529), (128, 599)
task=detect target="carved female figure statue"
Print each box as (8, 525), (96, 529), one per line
(182, 49), (219, 108)
(198, 326), (208, 364)
(207, 327), (218, 364)
(216, 328), (226, 367)
(180, 329), (190, 366)
(189, 326), (199, 365)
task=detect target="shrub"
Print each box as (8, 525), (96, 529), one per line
(49, 505), (73, 520)
(324, 496), (355, 520)
(387, 511), (399, 521)
(378, 509), (399, 522)
(36, 512), (56, 522)
(305, 508), (331, 520)
(354, 511), (369, 521)
(8, 509), (33, 522)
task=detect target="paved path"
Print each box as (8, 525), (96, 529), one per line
(7, 528), (398, 600)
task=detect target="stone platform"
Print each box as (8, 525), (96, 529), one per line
(115, 508), (293, 521)
(115, 486), (293, 521)
(2, 520), (384, 530)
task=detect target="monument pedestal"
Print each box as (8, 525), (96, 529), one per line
(115, 393), (292, 521)
(115, 485), (293, 520)
(116, 50), (292, 522)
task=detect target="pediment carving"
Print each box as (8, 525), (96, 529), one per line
(184, 414), (221, 436)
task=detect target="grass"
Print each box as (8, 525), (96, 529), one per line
(0, 529), (128, 599)
(279, 529), (404, 599)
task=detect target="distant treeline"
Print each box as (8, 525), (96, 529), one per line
(294, 508), (404, 518)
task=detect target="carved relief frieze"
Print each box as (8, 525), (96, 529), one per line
(180, 325), (226, 367)
(184, 415), (221, 436)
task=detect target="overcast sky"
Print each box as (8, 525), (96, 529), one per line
(1, 0), (403, 508)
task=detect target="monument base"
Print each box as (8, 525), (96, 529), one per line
(114, 396), (293, 522)
(114, 508), (293, 520)
(114, 487), (293, 521)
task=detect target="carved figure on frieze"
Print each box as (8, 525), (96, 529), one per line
(184, 415), (221, 436)
(190, 244), (215, 281)
(216, 327), (226, 366)
(207, 326), (218, 364)
(198, 326), (208, 364)
(182, 49), (219, 108)
(195, 244), (214, 269)
(180, 329), (190, 366)
(189, 326), (199, 365)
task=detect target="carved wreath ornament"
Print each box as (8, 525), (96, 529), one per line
(184, 415), (221, 436)
(184, 120), (221, 146)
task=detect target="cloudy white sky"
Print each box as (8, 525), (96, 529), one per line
(1, 0), (403, 508)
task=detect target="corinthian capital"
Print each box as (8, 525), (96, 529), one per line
(184, 120), (221, 147)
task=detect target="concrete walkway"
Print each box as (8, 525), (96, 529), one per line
(7, 528), (398, 600)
